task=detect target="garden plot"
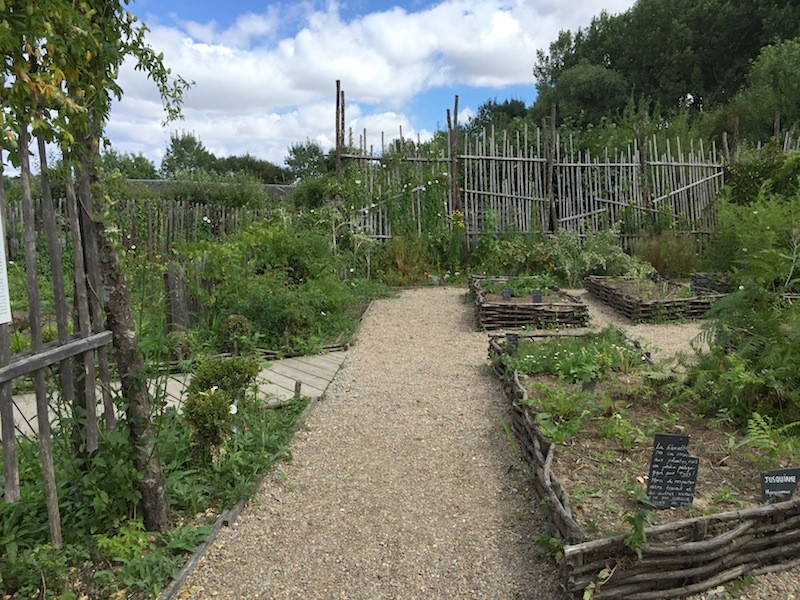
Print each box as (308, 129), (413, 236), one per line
(470, 275), (589, 330)
(585, 275), (724, 323)
(490, 330), (800, 599)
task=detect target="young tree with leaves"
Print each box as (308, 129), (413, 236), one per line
(0, 0), (190, 532)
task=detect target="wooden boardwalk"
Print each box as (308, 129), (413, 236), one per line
(6, 351), (348, 438)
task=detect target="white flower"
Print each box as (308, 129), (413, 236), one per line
(738, 285), (744, 290)
(349, 267), (355, 273)
(321, 311), (327, 316)
(355, 179), (362, 185)
(130, 244), (136, 250)
(229, 404), (238, 415)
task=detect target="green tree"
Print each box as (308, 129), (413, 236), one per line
(465, 99), (529, 136)
(285, 139), (332, 179)
(532, 62), (629, 126)
(160, 131), (216, 176)
(0, 0), (190, 533)
(100, 148), (159, 179)
(215, 153), (290, 183)
(736, 37), (800, 138)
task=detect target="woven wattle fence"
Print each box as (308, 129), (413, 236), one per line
(489, 333), (800, 599)
(584, 276), (723, 323)
(470, 276), (589, 330)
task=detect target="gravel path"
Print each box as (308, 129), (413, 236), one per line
(175, 285), (800, 599)
(177, 287), (560, 599)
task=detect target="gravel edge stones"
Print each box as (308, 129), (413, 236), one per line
(176, 287), (560, 599)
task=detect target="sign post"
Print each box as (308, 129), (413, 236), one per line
(646, 433), (699, 508)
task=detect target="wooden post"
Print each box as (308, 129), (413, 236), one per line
(335, 80), (344, 183)
(446, 96), (467, 263)
(20, 125), (62, 546)
(65, 170), (109, 434)
(0, 161), (19, 503)
(37, 137), (85, 450)
(546, 104), (558, 232)
(634, 119), (654, 229)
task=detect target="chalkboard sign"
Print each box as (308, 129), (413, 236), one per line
(694, 277), (710, 287)
(502, 287), (511, 301)
(761, 468), (800, 503)
(506, 333), (519, 351)
(531, 289), (543, 303)
(646, 434), (699, 508)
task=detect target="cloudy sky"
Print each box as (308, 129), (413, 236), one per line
(110, 0), (637, 170)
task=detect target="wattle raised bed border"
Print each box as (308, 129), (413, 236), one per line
(584, 275), (723, 323)
(489, 333), (800, 599)
(470, 276), (589, 330)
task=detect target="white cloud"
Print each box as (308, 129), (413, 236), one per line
(109, 0), (637, 168)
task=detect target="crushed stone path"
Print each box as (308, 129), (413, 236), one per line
(177, 287), (560, 599)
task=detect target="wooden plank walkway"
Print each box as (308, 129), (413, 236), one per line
(5, 351), (348, 438)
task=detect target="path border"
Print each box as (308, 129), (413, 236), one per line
(158, 300), (375, 600)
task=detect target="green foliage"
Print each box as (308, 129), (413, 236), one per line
(469, 213), (551, 276)
(187, 356), (261, 398)
(482, 274), (562, 295)
(549, 226), (653, 287)
(502, 327), (648, 384)
(160, 131), (216, 176)
(534, 530), (565, 563)
(598, 412), (646, 452)
(705, 187), (800, 282)
(1, 385), (306, 597)
(634, 232), (699, 277)
(181, 219), (382, 352)
(162, 168), (270, 208)
(528, 384), (594, 443)
(373, 235), (434, 285)
(532, 0), (800, 128)
(223, 314), (253, 353)
(100, 147), (159, 179)
(285, 139), (332, 179)
(736, 37), (800, 139)
(292, 175), (336, 209)
(623, 509), (656, 559)
(184, 387), (235, 459)
(737, 412), (800, 460)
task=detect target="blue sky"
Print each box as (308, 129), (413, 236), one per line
(108, 0), (637, 168)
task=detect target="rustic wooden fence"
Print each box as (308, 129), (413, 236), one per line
(334, 86), (725, 249)
(340, 126), (724, 248)
(0, 138), (116, 548)
(4, 186), (283, 263)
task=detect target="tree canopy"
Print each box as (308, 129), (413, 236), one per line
(530, 0), (800, 130)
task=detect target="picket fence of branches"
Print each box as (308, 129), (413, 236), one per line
(335, 98), (726, 250)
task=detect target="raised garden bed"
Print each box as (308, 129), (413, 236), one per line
(585, 276), (723, 323)
(470, 275), (589, 330)
(489, 332), (800, 599)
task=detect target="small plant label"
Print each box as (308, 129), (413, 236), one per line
(532, 289), (543, 303)
(506, 333), (519, 350)
(502, 287), (511, 301)
(646, 433), (699, 508)
(760, 468), (800, 503)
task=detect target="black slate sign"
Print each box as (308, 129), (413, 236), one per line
(646, 433), (699, 508)
(761, 468), (800, 503)
(502, 287), (511, 301)
(531, 289), (543, 303)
